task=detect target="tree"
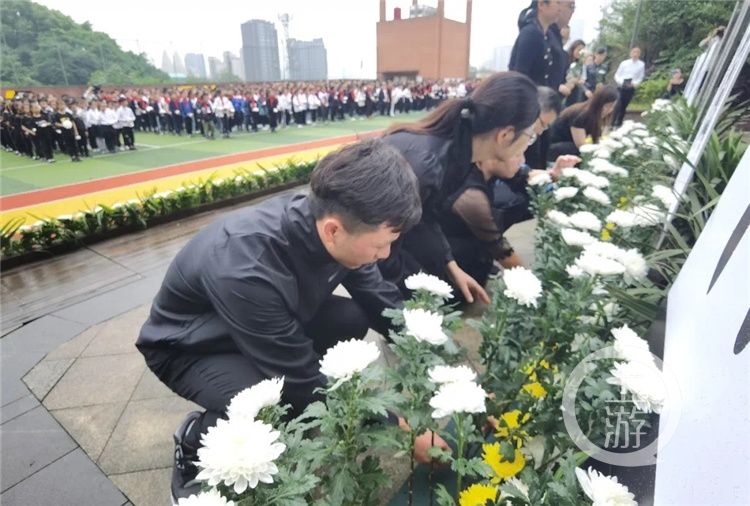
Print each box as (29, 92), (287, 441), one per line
(0, 0), (169, 86)
(597, 0), (738, 77)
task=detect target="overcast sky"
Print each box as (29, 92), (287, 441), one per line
(32, 0), (608, 78)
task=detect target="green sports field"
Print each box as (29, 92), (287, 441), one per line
(0, 114), (425, 197)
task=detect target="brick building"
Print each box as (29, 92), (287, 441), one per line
(376, 0), (472, 81)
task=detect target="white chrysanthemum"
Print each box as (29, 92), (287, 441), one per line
(620, 248), (649, 281)
(650, 98), (672, 112)
(561, 228), (597, 247)
(612, 324), (655, 366)
(630, 204), (665, 225)
(620, 137), (635, 148)
(662, 154), (680, 170)
(127, 199), (140, 205)
(226, 377), (284, 422)
(404, 272), (454, 299)
(319, 339), (381, 380)
(594, 147), (612, 159)
(583, 186), (612, 205)
(576, 170), (610, 189)
(566, 264), (585, 279)
(234, 175), (244, 183)
(569, 211), (603, 231)
(19, 225), (33, 233)
(622, 148), (639, 158)
(554, 186), (579, 202)
(574, 252), (626, 277)
(528, 171), (552, 186)
(177, 490), (236, 506)
(561, 167), (582, 178)
(606, 209), (648, 228)
(652, 184), (678, 209)
(502, 266), (543, 308)
(546, 210), (571, 227)
(403, 308), (449, 346)
(430, 380), (486, 418)
(575, 467), (637, 506)
(579, 144), (600, 154)
(601, 138), (623, 150)
(428, 364), (477, 385)
(607, 361), (666, 413)
(588, 159), (629, 177)
(583, 241), (628, 261)
(196, 419), (286, 494)
(57, 214), (73, 221)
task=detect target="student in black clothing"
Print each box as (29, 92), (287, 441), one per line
(585, 47), (610, 98)
(136, 140), (448, 502)
(53, 102), (82, 162)
(548, 84), (618, 160)
(509, 0), (563, 88)
(26, 103), (55, 162)
(664, 69), (685, 98)
(379, 71), (540, 304)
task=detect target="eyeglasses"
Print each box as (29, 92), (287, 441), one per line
(520, 129), (538, 146)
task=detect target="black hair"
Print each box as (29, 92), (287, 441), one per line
(386, 71), (539, 198)
(309, 139), (421, 233)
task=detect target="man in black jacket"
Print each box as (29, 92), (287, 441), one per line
(137, 139), (423, 501)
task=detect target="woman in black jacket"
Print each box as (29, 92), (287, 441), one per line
(379, 71), (540, 304)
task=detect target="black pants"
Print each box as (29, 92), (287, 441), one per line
(613, 87), (634, 127)
(121, 127), (135, 148)
(140, 295), (370, 450)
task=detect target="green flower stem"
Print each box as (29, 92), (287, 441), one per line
(453, 413), (466, 500)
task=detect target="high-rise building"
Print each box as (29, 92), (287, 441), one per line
(208, 56), (227, 79)
(185, 53), (207, 79)
(287, 38), (328, 81)
(223, 51), (245, 81)
(161, 50), (174, 74)
(240, 19), (281, 82)
(172, 52), (186, 76)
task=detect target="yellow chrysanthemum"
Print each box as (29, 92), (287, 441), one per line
(606, 222), (616, 231)
(600, 229), (612, 242)
(494, 409), (531, 438)
(618, 196), (629, 208)
(482, 442), (526, 483)
(458, 483), (498, 506)
(539, 359), (551, 369)
(522, 381), (547, 399)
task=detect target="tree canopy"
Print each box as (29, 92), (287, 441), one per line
(597, 0), (739, 76)
(1, 0), (169, 86)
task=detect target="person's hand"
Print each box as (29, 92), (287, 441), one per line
(585, 89), (593, 99)
(551, 154), (582, 178)
(414, 430), (451, 464)
(447, 261), (490, 304)
(558, 84), (571, 97)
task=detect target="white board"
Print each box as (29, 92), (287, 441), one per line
(654, 147), (750, 505)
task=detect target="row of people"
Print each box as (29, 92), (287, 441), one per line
(136, 71), (587, 502)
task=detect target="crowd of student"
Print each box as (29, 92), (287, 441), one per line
(0, 79), (474, 163)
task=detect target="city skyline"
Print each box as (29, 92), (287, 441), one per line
(30, 0), (608, 79)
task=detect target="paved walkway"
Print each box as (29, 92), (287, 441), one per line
(0, 186), (536, 505)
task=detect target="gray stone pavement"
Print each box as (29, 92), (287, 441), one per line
(0, 198), (536, 505)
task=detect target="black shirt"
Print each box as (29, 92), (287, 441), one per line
(136, 192), (402, 409)
(379, 131), (457, 284)
(509, 17), (556, 87)
(549, 110), (587, 145)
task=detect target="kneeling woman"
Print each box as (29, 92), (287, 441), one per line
(547, 85), (618, 160)
(379, 71), (540, 303)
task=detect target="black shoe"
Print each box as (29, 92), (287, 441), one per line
(171, 411), (203, 505)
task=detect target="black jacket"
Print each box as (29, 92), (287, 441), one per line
(379, 131), (457, 285)
(136, 192), (402, 406)
(509, 11), (567, 90)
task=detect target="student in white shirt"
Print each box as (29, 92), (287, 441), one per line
(613, 46), (646, 127)
(117, 98), (136, 150)
(101, 101), (118, 153)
